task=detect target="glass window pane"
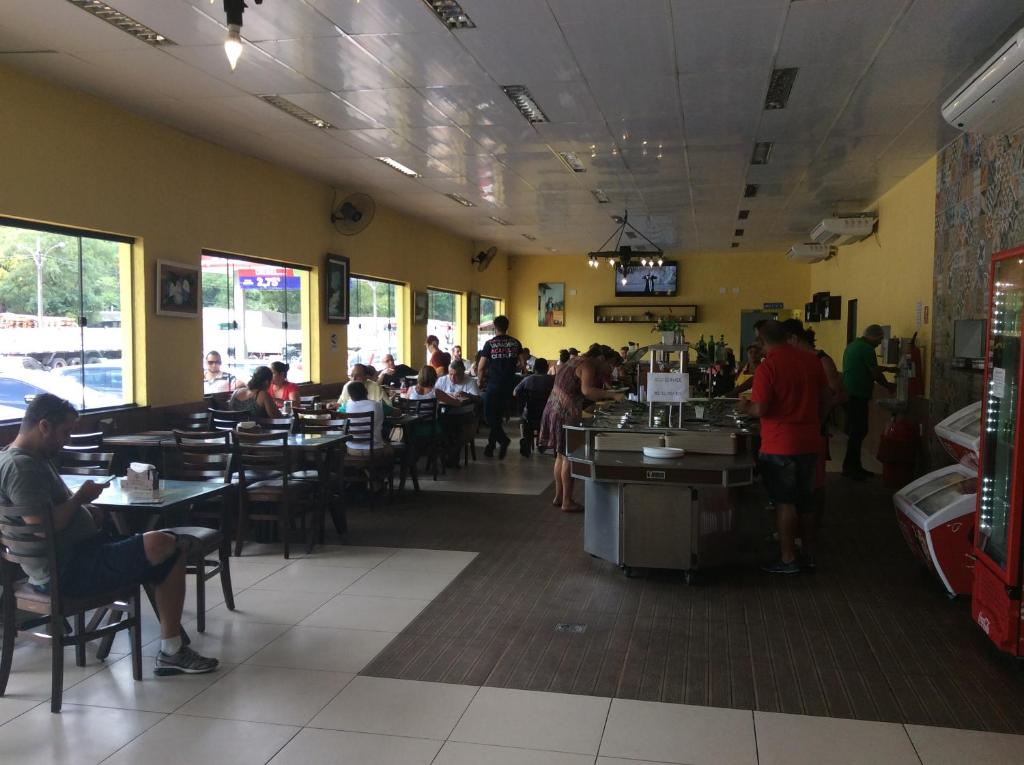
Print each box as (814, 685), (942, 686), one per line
(348, 276), (398, 369)
(478, 297), (500, 349)
(427, 288), (458, 362)
(80, 237), (130, 408)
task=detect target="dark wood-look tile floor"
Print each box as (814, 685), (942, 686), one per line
(345, 475), (1024, 733)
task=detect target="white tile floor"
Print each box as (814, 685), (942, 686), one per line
(2, 544), (1023, 765)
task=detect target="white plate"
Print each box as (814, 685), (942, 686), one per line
(643, 446), (686, 459)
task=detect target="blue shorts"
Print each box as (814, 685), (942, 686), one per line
(57, 532), (180, 598)
(759, 453), (817, 511)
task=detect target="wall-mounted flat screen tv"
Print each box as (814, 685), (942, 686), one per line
(615, 261), (678, 297)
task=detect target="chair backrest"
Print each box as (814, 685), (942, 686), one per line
(209, 407), (252, 431)
(59, 451), (115, 476)
(298, 394), (320, 406)
(344, 410), (376, 449)
(300, 418), (347, 435)
(231, 430), (291, 487)
(169, 430), (232, 483)
(0, 502), (61, 602)
(64, 431), (104, 452)
(409, 398), (438, 420)
(255, 417), (295, 433)
(167, 411), (211, 431)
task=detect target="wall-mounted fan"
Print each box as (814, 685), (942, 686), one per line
(331, 193), (375, 236)
(471, 246), (498, 272)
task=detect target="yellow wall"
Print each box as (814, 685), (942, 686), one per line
(0, 65), (507, 407)
(507, 251), (811, 359)
(809, 157), (937, 381)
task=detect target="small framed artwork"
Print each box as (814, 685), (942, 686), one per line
(325, 253), (350, 324)
(155, 259), (200, 318)
(468, 291), (481, 325)
(538, 282), (565, 327)
(413, 290), (429, 324)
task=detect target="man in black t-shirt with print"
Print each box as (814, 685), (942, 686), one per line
(476, 315), (523, 459)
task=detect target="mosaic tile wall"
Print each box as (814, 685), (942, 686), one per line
(932, 129), (1024, 421)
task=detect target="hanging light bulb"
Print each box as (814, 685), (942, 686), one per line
(657, 257), (664, 267)
(621, 276), (627, 286)
(224, 25), (243, 71)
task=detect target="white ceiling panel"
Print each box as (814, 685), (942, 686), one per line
(880, 0), (1024, 67)
(679, 69), (764, 147)
(308, 0), (448, 37)
(352, 32), (490, 88)
(111, 0), (227, 46)
(672, 0), (788, 73)
(0, 0), (149, 53)
(394, 126), (488, 158)
(279, 92), (382, 130)
(164, 43), (322, 95)
(71, 48), (243, 101)
(181, 0), (340, 42)
(458, 124), (550, 155)
(420, 83), (526, 126)
(776, 0), (907, 66)
(257, 36), (409, 92)
(335, 127), (424, 156)
(338, 88), (453, 129)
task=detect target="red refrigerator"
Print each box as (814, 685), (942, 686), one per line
(973, 246), (1024, 655)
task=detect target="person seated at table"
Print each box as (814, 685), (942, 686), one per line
(514, 357), (554, 457)
(365, 364), (379, 382)
(434, 359), (480, 405)
(404, 366), (438, 400)
(0, 394), (219, 675)
(343, 382), (392, 459)
(203, 350), (242, 394)
(452, 345), (464, 365)
(229, 366), (281, 418)
(379, 355), (417, 388)
(268, 361), (300, 407)
(339, 364), (386, 408)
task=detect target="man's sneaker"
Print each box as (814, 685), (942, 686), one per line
(761, 559), (800, 575)
(155, 646), (219, 676)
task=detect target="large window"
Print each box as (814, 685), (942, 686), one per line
(478, 296), (501, 349)
(348, 276), (400, 368)
(427, 288), (460, 360)
(201, 252), (310, 386)
(0, 218), (133, 417)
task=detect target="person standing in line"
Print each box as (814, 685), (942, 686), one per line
(476, 315), (523, 459)
(841, 324), (895, 480)
(736, 321), (832, 574)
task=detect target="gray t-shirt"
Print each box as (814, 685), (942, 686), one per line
(0, 446), (98, 585)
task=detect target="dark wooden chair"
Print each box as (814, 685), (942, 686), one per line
(166, 430), (236, 632)
(63, 431), (104, 452)
(231, 431), (316, 558)
(58, 450), (115, 477)
(0, 503), (142, 713)
(343, 410), (394, 506)
(255, 417), (295, 434)
(209, 408), (251, 432)
(299, 418), (348, 434)
(167, 411), (211, 432)
(298, 395), (320, 407)
(407, 399), (445, 480)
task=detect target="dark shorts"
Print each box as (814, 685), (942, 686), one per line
(759, 453), (817, 509)
(58, 532), (180, 598)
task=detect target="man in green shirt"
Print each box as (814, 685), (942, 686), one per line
(841, 325), (895, 479)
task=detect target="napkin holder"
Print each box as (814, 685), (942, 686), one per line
(123, 462), (159, 496)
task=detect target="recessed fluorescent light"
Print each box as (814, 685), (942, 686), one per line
(489, 215), (512, 225)
(765, 67), (799, 110)
(522, 233), (537, 241)
(591, 188), (611, 204)
(376, 157), (419, 177)
(258, 95), (334, 129)
(751, 141), (773, 165)
(546, 247), (558, 252)
(731, 242), (740, 248)
(556, 151), (586, 173)
(66, 0), (175, 46)
(502, 85), (549, 124)
(738, 209), (750, 220)
(422, 0), (476, 29)
(734, 228), (745, 237)
(744, 184), (760, 198)
(446, 192), (475, 207)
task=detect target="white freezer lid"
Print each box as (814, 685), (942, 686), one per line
(935, 401), (982, 441)
(895, 463), (978, 531)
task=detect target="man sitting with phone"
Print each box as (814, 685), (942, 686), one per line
(0, 394), (218, 676)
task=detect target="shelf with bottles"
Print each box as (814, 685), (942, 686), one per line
(593, 304), (698, 324)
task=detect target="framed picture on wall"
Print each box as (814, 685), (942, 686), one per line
(468, 291), (481, 325)
(325, 253), (350, 324)
(155, 259), (200, 318)
(413, 290), (429, 324)
(538, 282), (565, 327)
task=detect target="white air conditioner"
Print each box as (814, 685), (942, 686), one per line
(787, 243), (834, 263)
(942, 26), (1024, 135)
(809, 216), (876, 247)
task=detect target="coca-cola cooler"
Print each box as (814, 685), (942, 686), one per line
(894, 464), (977, 597)
(934, 401), (981, 466)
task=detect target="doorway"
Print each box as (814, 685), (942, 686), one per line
(847, 299), (858, 345)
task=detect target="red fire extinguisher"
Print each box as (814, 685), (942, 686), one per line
(877, 418), (918, 489)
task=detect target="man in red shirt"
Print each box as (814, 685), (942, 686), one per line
(737, 321), (832, 574)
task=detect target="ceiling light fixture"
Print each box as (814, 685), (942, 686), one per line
(258, 95), (335, 129)
(751, 141), (774, 165)
(501, 85), (549, 124)
(731, 242), (740, 248)
(765, 67), (799, 110)
(591, 189), (610, 204)
(555, 150), (586, 173)
(522, 233), (537, 241)
(376, 157), (419, 177)
(738, 209), (750, 220)
(744, 184), (760, 198)
(65, 0), (175, 46)
(587, 210), (664, 274)
(489, 215), (512, 225)
(221, 0), (251, 71)
(734, 228), (745, 237)
(588, 254), (600, 268)
(446, 193), (475, 207)
(422, 0), (476, 29)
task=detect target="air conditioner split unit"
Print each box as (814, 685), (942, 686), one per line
(809, 215), (876, 247)
(787, 243), (835, 263)
(942, 26), (1024, 135)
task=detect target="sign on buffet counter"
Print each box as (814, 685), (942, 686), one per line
(647, 372), (689, 403)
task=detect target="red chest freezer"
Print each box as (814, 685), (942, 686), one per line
(934, 401), (981, 467)
(894, 464), (977, 597)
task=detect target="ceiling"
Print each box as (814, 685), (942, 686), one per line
(1, 0), (1022, 255)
